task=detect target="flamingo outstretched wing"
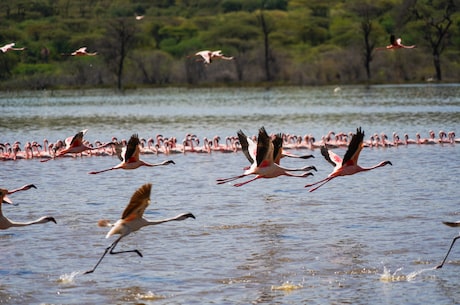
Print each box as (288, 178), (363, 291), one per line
(121, 183), (152, 219)
(342, 127), (364, 166)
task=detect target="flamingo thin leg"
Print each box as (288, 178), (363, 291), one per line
(436, 235), (460, 269)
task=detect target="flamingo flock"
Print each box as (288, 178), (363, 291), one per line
(1, 126), (459, 273)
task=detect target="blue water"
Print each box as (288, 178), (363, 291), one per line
(0, 84), (459, 304)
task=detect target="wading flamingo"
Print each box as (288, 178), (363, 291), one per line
(305, 127), (392, 192)
(41, 129), (113, 162)
(376, 34), (416, 50)
(2, 184), (37, 205)
(216, 127), (316, 187)
(1, 43), (26, 53)
(193, 50), (234, 65)
(436, 221), (460, 269)
(88, 134), (175, 174)
(84, 183), (195, 274)
(0, 188), (56, 230)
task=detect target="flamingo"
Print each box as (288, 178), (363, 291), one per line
(193, 50), (234, 65)
(0, 43), (25, 53)
(61, 47), (97, 56)
(305, 127), (392, 192)
(41, 129), (113, 162)
(88, 134), (175, 174)
(84, 183), (195, 274)
(2, 184), (37, 205)
(216, 127), (316, 187)
(0, 188), (56, 230)
(436, 221), (460, 269)
(376, 34), (416, 50)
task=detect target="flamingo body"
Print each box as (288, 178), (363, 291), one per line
(84, 183), (195, 274)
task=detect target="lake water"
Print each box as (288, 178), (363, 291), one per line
(0, 84), (459, 304)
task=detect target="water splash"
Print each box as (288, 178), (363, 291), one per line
(57, 271), (80, 284)
(135, 291), (166, 301)
(379, 266), (435, 282)
(271, 281), (303, 291)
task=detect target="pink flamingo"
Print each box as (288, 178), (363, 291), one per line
(41, 129), (113, 162)
(376, 34), (416, 50)
(305, 127), (392, 192)
(2, 184), (37, 205)
(216, 127), (316, 187)
(84, 183), (195, 274)
(193, 50), (234, 65)
(61, 47), (97, 56)
(0, 42), (25, 53)
(0, 188), (56, 230)
(436, 220), (460, 269)
(88, 134), (175, 174)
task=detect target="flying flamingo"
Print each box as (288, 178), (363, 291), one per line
(435, 220), (460, 269)
(376, 34), (416, 50)
(88, 134), (175, 174)
(61, 47), (97, 56)
(41, 129), (113, 162)
(305, 127), (392, 192)
(0, 43), (26, 53)
(216, 127), (316, 187)
(193, 50), (234, 65)
(84, 183), (195, 274)
(2, 184), (37, 205)
(0, 188), (56, 230)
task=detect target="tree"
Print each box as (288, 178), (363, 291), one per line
(410, 0), (457, 81)
(100, 17), (137, 90)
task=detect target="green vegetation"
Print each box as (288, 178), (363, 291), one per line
(0, 0), (459, 90)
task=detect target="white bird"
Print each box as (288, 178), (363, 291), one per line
(0, 188), (56, 230)
(61, 47), (97, 56)
(84, 183), (195, 274)
(194, 50), (234, 65)
(0, 43), (25, 53)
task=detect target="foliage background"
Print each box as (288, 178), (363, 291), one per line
(0, 0), (459, 90)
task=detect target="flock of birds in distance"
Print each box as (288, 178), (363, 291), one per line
(2, 34), (415, 65)
(1, 125), (459, 273)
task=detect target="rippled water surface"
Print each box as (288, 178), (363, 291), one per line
(1, 84), (460, 304)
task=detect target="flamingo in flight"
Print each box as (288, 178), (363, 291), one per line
(1, 43), (26, 53)
(376, 34), (416, 50)
(0, 188), (56, 230)
(435, 220), (460, 269)
(61, 47), (97, 56)
(216, 127), (316, 187)
(41, 129), (113, 162)
(2, 184), (37, 205)
(88, 134), (175, 174)
(305, 127), (392, 192)
(194, 50), (234, 65)
(84, 183), (195, 274)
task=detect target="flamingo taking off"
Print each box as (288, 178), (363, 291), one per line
(376, 34), (416, 50)
(88, 134), (175, 174)
(84, 183), (195, 274)
(194, 50), (234, 65)
(0, 188), (56, 230)
(305, 127), (392, 192)
(216, 127), (316, 187)
(0, 43), (26, 53)
(41, 129), (113, 162)
(435, 221), (460, 269)
(2, 184), (37, 205)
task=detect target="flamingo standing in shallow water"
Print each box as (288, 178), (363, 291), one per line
(88, 134), (175, 174)
(305, 127), (392, 192)
(84, 183), (195, 274)
(216, 127), (316, 187)
(436, 221), (460, 269)
(0, 188), (56, 230)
